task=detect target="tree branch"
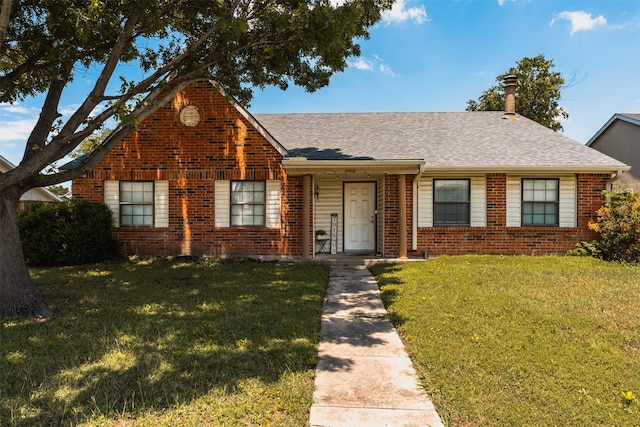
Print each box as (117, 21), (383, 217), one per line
(20, 63), (73, 167)
(0, 0), (12, 50)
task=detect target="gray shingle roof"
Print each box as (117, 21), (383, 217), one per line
(254, 111), (628, 170)
(620, 113), (640, 122)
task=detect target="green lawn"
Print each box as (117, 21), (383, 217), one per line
(369, 256), (640, 426)
(1, 258), (328, 426)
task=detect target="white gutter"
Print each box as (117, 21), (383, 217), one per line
(282, 158), (424, 174)
(606, 170), (624, 190)
(283, 158), (629, 175)
(412, 163), (425, 251)
(409, 165), (631, 174)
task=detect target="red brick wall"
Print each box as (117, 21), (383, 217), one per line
(383, 174), (413, 256)
(72, 81), (303, 257)
(406, 173), (609, 257)
(72, 80), (612, 259)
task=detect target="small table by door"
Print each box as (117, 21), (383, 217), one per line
(315, 236), (330, 254)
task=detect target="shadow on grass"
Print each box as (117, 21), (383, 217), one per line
(366, 263), (406, 328)
(0, 258), (328, 426)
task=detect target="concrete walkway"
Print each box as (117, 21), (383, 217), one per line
(309, 262), (444, 427)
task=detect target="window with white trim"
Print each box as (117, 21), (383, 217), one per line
(433, 179), (470, 226)
(230, 181), (266, 226)
(119, 181), (154, 226)
(521, 178), (559, 226)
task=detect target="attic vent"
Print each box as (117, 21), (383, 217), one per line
(503, 75), (517, 120)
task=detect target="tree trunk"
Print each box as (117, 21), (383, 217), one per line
(0, 189), (52, 319)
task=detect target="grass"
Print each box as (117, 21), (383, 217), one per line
(369, 255), (640, 427)
(0, 257), (328, 426)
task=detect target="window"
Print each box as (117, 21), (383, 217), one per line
(433, 179), (470, 226)
(521, 178), (559, 226)
(119, 181), (154, 226)
(230, 181), (266, 226)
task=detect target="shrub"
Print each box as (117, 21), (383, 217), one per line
(18, 200), (118, 266)
(569, 190), (640, 263)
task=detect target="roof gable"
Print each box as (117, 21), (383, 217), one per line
(587, 113), (640, 147)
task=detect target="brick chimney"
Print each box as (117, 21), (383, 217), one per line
(503, 74), (517, 120)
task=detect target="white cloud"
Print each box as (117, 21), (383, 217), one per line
(0, 103), (30, 114)
(0, 119), (37, 142)
(0, 103), (36, 145)
(551, 10), (606, 36)
(59, 103), (82, 116)
(379, 63), (396, 76)
(348, 58), (374, 71)
(348, 55), (396, 76)
(381, 0), (428, 26)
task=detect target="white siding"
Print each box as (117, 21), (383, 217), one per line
(154, 180), (169, 227)
(265, 180), (281, 228)
(418, 178), (433, 227)
(470, 176), (486, 227)
(314, 179), (343, 252)
(506, 176), (521, 227)
(104, 180), (120, 227)
(559, 176), (577, 227)
(214, 180), (230, 227)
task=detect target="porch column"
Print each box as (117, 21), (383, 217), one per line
(398, 174), (407, 258)
(302, 174), (311, 259)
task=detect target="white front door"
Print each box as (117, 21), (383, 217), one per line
(344, 182), (376, 252)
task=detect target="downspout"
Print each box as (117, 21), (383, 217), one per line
(302, 175), (311, 260)
(606, 170), (623, 190)
(412, 163), (425, 251)
(398, 175), (407, 258)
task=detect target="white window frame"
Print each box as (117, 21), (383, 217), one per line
(433, 179), (471, 226)
(521, 178), (560, 227)
(215, 179), (281, 229)
(506, 175), (576, 227)
(104, 180), (169, 228)
(230, 180), (266, 227)
(418, 176), (486, 227)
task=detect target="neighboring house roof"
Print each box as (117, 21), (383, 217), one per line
(255, 112), (629, 172)
(586, 113), (640, 147)
(0, 154), (63, 202)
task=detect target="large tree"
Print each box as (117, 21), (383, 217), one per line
(466, 54), (569, 132)
(0, 0), (392, 319)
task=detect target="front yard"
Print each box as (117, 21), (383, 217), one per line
(3, 255), (639, 426)
(370, 255), (640, 426)
(1, 258), (328, 426)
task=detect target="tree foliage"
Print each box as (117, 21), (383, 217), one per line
(1, 0), (392, 190)
(569, 190), (640, 264)
(0, 0), (392, 319)
(46, 184), (69, 197)
(466, 54), (569, 132)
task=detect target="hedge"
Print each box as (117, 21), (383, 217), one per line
(18, 200), (118, 266)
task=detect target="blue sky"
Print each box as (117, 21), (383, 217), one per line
(251, 0), (640, 143)
(1, 0), (639, 166)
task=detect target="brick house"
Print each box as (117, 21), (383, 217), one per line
(68, 79), (629, 259)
